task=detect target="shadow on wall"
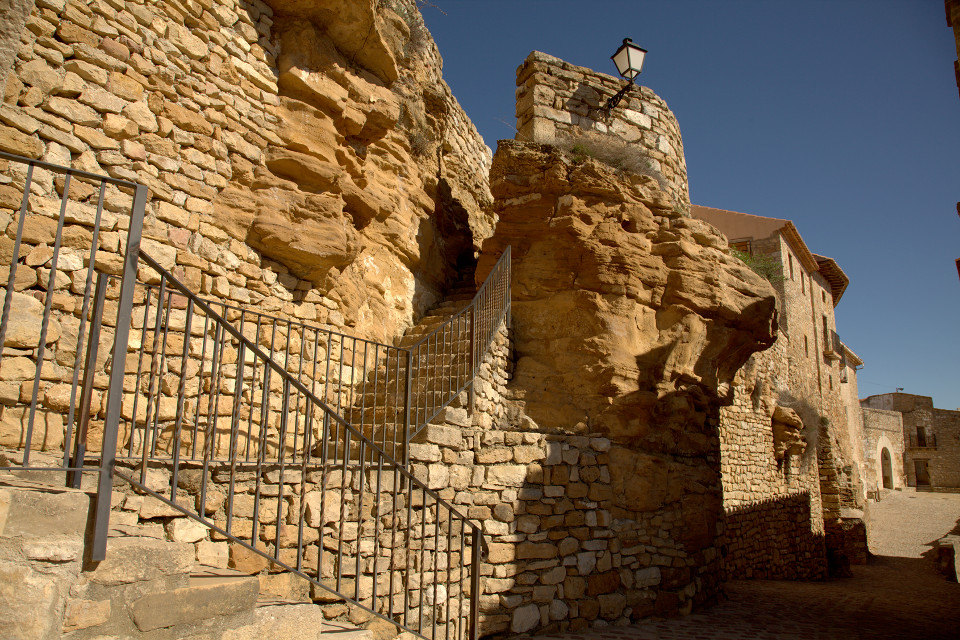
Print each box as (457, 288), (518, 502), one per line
(722, 492), (827, 581)
(922, 514), (960, 582)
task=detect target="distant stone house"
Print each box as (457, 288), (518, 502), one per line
(861, 406), (906, 494)
(861, 393), (960, 490)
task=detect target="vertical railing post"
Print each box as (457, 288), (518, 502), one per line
(468, 306), (476, 416)
(68, 274), (108, 489)
(403, 349), (413, 466)
(469, 527), (482, 640)
(91, 183), (148, 562)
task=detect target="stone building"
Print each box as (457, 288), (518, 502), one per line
(861, 405), (906, 494)
(689, 205), (868, 572)
(861, 393), (960, 490)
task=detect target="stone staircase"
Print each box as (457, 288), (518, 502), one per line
(333, 274), (479, 457)
(0, 476), (374, 640)
(0, 273), (488, 640)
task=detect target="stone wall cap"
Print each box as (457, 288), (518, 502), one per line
(520, 50), (654, 95)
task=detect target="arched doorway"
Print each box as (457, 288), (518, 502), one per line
(881, 448), (893, 489)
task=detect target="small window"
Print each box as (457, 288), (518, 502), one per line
(730, 239), (752, 254)
(789, 254), (795, 280)
(829, 375), (833, 390)
(804, 335), (809, 356)
(822, 291), (826, 303)
(801, 273), (805, 294)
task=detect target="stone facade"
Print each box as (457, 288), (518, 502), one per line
(861, 393), (960, 490)
(514, 51), (689, 208)
(689, 206), (867, 574)
(861, 407), (906, 493)
(716, 331), (826, 580)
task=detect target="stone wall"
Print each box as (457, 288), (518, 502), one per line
(513, 51), (689, 208)
(716, 330), (827, 579)
(861, 407), (905, 493)
(0, 0), (493, 349)
(689, 206), (867, 574)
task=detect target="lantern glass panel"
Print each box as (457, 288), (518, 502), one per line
(613, 47), (632, 77)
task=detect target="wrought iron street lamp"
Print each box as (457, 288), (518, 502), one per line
(603, 38), (647, 115)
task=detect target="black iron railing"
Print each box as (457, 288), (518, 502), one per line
(0, 151), (507, 640)
(0, 149), (148, 560)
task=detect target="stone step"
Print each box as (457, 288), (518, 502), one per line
(0, 480), (91, 540)
(221, 603), (374, 640)
(130, 570), (261, 632)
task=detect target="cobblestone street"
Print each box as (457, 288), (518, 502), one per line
(526, 489), (960, 640)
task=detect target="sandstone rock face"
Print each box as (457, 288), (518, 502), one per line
(479, 141), (778, 447)
(220, 0), (494, 342)
(0, 0), (492, 347)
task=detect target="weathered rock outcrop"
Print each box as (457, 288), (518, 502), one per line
(478, 141), (778, 450)
(0, 0), (492, 346)
(207, 0), (494, 341)
(771, 405), (807, 461)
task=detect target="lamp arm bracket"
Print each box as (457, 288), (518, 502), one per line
(603, 78), (636, 116)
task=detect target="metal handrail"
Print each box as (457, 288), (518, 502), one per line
(0, 150), (497, 640)
(130, 252), (486, 640)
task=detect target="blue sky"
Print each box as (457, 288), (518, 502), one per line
(422, 0), (960, 410)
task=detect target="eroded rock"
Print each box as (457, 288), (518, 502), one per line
(478, 141), (778, 448)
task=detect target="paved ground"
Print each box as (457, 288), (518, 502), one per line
(530, 489), (960, 640)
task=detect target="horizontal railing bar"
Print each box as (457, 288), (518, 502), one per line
(0, 466), (96, 472)
(0, 149), (141, 188)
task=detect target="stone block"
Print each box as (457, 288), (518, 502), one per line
(517, 542), (557, 560)
(229, 542), (270, 574)
(485, 465), (528, 487)
(23, 540), (83, 563)
(0, 486), (89, 538)
(598, 592), (626, 619)
(486, 543), (516, 564)
(408, 442), (441, 462)
(0, 125), (42, 158)
(510, 603), (540, 633)
(436, 406), (470, 427)
(131, 574), (260, 631)
(258, 572), (311, 602)
(476, 447), (512, 464)
(196, 540), (229, 568)
(0, 560), (70, 639)
(513, 445), (543, 463)
(415, 424), (461, 448)
(139, 496), (182, 519)
(90, 537), (194, 586)
(165, 517), (208, 543)
(634, 566), (661, 587)
(62, 598), (111, 632)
